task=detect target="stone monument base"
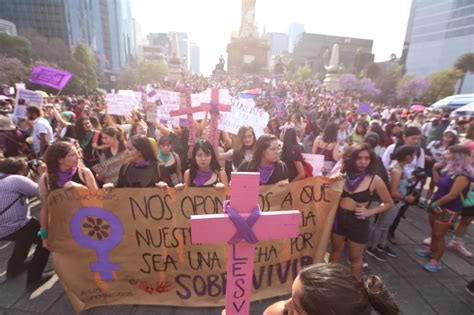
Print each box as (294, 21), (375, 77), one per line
(168, 64), (183, 81)
(323, 73), (341, 91)
(226, 37), (268, 74)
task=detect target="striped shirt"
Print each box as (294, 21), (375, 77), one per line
(0, 175), (39, 238)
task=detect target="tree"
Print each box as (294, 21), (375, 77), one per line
(117, 67), (138, 89)
(360, 61), (381, 80)
(294, 64), (312, 81)
(454, 52), (474, 94)
(340, 74), (359, 91)
(19, 29), (71, 68)
(0, 33), (32, 65)
(397, 75), (429, 104)
(340, 74), (380, 98)
(72, 43), (98, 95)
(420, 69), (463, 105)
(0, 55), (26, 85)
(375, 61), (404, 105)
(137, 60), (168, 84)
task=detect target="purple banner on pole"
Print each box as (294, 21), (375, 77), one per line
(29, 65), (73, 90)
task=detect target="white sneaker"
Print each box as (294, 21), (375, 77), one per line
(449, 240), (473, 258)
(422, 237), (431, 246)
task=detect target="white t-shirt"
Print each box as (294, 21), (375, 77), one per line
(32, 117), (53, 155)
(382, 143), (425, 179)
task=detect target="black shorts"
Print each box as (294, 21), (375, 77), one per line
(332, 207), (370, 244)
(461, 206), (474, 217)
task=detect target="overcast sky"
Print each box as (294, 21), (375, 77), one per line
(132, 0), (413, 75)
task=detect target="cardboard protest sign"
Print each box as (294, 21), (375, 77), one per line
(106, 93), (134, 116)
(91, 151), (127, 185)
(48, 177), (342, 313)
(218, 97), (269, 138)
(29, 65), (72, 90)
(302, 154), (325, 176)
(14, 89), (43, 117)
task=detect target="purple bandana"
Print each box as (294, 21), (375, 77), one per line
(258, 163), (275, 185)
(56, 167), (77, 188)
(345, 171), (367, 192)
(131, 160), (152, 168)
(224, 200), (261, 244)
(193, 169), (214, 186)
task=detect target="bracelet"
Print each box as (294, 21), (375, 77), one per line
(37, 228), (48, 240)
(430, 202), (438, 209)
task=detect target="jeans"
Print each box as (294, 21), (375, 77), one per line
(369, 202), (402, 248)
(0, 218), (49, 283)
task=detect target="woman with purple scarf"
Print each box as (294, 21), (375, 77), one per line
(115, 135), (173, 189)
(237, 134), (289, 186)
(178, 140), (228, 189)
(38, 141), (98, 251)
(330, 143), (393, 279)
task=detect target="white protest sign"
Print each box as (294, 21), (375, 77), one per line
(145, 103), (157, 124)
(155, 90), (180, 123)
(106, 93), (133, 116)
(218, 97), (269, 138)
(15, 83), (25, 91)
(302, 153), (325, 176)
(14, 89), (43, 117)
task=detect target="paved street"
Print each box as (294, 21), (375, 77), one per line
(0, 202), (473, 315)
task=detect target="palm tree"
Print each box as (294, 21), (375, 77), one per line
(454, 52), (474, 94)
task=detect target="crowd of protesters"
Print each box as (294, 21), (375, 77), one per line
(0, 74), (473, 311)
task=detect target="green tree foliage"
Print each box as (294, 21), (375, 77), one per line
(360, 61), (381, 80)
(19, 29), (71, 68)
(294, 64), (312, 81)
(72, 43), (98, 95)
(137, 60), (168, 84)
(0, 55), (26, 85)
(117, 67), (138, 89)
(454, 52), (474, 94)
(420, 69), (463, 104)
(375, 61), (404, 105)
(0, 33), (32, 65)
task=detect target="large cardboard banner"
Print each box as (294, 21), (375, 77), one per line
(91, 151), (127, 185)
(49, 177), (342, 313)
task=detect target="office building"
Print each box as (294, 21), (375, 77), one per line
(288, 23), (305, 53)
(266, 32), (288, 67)
(189, 42), (200, 75)
(402, 0), (474, 93)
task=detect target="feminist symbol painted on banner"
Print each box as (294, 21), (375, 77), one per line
(191, 172), (300, 315)
(71, 207), (124, 281)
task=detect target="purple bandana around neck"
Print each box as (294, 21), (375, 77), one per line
(56, 167), (77, 188)
(345, 171), (367, 192)
(193, 169), (214, 186)
(258, 163), (276, 185)
(131, 160), (152, 168)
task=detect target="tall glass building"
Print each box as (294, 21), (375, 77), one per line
(403, 0), (474, 93)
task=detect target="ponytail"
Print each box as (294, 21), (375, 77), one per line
(364, 275), (400, 315)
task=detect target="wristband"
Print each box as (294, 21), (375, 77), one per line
(37, 228), (48, 240)
(430, 202), (438, 209)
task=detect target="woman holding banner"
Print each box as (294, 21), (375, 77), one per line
(38, 141), (98, 251)
(237, 134), (289, 186)
(177, 140), (227, 189)
(115, 135), (173, 188)
(330, 143), (393, 279)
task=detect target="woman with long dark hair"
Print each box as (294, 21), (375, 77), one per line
(113, 135), (172, 188)
(39, 141), (98, 251)
(178, 140), (227, 189)
(416, 145), (474, 272)
(281, 128), (306, 182)
(330, 143), (393, 279)
(75, 117), (101, 168)
(349, 122), (367, 145)
(100, 126), (126, 159)
(312, 123), (342, 176)
(237, 134), (288, 186)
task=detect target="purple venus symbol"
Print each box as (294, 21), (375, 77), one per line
(70, 207), (123, 281)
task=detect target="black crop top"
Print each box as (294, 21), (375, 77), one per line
(341, 175), (375, 203)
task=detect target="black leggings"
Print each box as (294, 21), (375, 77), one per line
(389, 203), (409, 235)
(0, 218), (49, 283)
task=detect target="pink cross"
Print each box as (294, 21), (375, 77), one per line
(198, 88), (232, 149)
(191, 172), (300, 315)
(169, 88), (205, 154)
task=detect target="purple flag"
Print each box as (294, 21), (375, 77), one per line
(29, 65), (73, 90)
(357, 102), (372, 115)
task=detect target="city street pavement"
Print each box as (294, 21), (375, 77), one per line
(0, 201), (473, 315)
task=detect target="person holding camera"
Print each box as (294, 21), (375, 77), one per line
(0, 158), (53, 290)
(367, 145), (418, 261)
(382, 126), (425, 244)
(416, 146), (474, 272)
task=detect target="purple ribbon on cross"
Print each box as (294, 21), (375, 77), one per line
(224, 200), (261, 244)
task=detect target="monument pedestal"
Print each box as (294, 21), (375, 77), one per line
(168, 64), (183, 81)
(226, 37), (268, 74)
(323, 72), (340, 90)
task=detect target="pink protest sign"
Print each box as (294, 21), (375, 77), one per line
(191, 172), (300, 315)
(199, 88), (232, 149)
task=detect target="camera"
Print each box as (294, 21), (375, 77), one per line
(412, 167), (426, 181)
(28, 158), (42, 174)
